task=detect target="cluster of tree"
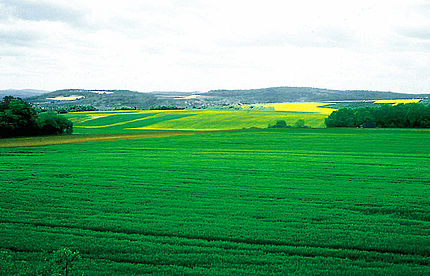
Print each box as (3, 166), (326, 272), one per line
(149, 105), (185, 110)
(325, 103), (430, 128)
(202, 104), (242, 110)
(114, 106), (136, 110)
(0, 96), (73, 138)
(55, 105), (97, 113)
(243, 105), (274, 111)
(268, 119), (308, 128)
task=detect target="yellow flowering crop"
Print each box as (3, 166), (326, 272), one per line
(373, 99), (421, 105)
(248, 102), (337, 115)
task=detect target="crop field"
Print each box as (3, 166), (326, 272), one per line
(373, 99), (422, 105)
(247, 102), (337, 115)
(322, 99), (423, 109)
(66, 109), (329, 134)
(0, 127), (429, 274)
(0, 132), (207, 148)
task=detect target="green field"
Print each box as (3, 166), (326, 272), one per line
(66, 109), (328, 134)
(0, 127), (429, 274)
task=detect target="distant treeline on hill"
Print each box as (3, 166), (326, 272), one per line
(57, 105), (97, 113)
(150, 105), (185, 110)
(0, 96), (73, 138)
(325, 103), (430, 128)
(37, 105), (97, 113)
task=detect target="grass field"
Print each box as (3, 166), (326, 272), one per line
(0, 127), (429, 274)
(0, 131), (211, 148)
(66, 109), (329, 134)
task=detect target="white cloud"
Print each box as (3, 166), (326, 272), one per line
(0, 0), (429, 93)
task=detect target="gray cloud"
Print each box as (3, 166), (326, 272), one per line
(412, 3), (430, 17)
(0, 29), (41, 47)
(398, 27), (430, 41)
(220, 27), (356, 49)
(1, 0), (429, 93)
(1, 0), (84, 26)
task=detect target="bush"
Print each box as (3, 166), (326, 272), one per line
(52, 247), (81, 276)
(294, 119), (306, 128)
(269, 120), (288, 128)
(38, 112), (73, 135)
(268, 119), (308, 129)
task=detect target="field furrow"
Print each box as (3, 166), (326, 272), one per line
(1, 128), (429, 274)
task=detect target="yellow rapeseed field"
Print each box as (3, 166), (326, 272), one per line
(373, 99), (421, 105)
(248, 102), (337, 115)
(46, 95), (85, 101)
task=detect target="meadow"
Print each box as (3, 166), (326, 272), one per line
(66, 108), (330, 134)
(0, 125), (429, 274)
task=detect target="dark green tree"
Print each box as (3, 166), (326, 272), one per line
(269, 120), (288, 128)
(294, 119), (306, 128)
(325, 103), (430, 128)
(325, 108), (356, 127)
(38, 112), (73, 135)
(0, 96), (39, 137)
(0, 96), (74, 137)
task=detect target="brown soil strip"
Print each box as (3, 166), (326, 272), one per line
(0, 130), (237, 148)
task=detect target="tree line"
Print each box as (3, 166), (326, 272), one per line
(56, 105), (97, 113)
(150, 105), (185, 110)
(0, 96), (73, 138)
(325, 103), (430, 128)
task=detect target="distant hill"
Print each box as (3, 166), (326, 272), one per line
(0, 89), (49, 99)
(24, 87), (430, 110)
(27, 89), (158, 110)
(199, 87), (429, 104)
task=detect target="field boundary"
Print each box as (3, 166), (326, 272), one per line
(0, 130), (241, 148)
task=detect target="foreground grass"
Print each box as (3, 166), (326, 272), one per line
(0, 128), (429, 274)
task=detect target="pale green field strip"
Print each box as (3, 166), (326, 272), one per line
(0, 131), (228, 148)
(76, 114), (160, 128)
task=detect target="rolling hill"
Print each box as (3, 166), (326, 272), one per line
(0, 89), (49, 99)
(200, 87), (429, 104)
(27, 89), (158, 110)
(22, 87), (430, 110)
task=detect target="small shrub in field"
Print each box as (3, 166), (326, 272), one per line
(52, 247), (81, 276)
(294, 119), (306, 128)
(38, 112), (73, 135)
(269, 120), (288, 128)
(268, 119), (308, 128)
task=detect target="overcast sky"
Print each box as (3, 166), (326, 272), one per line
(1, 0), (430, 93)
